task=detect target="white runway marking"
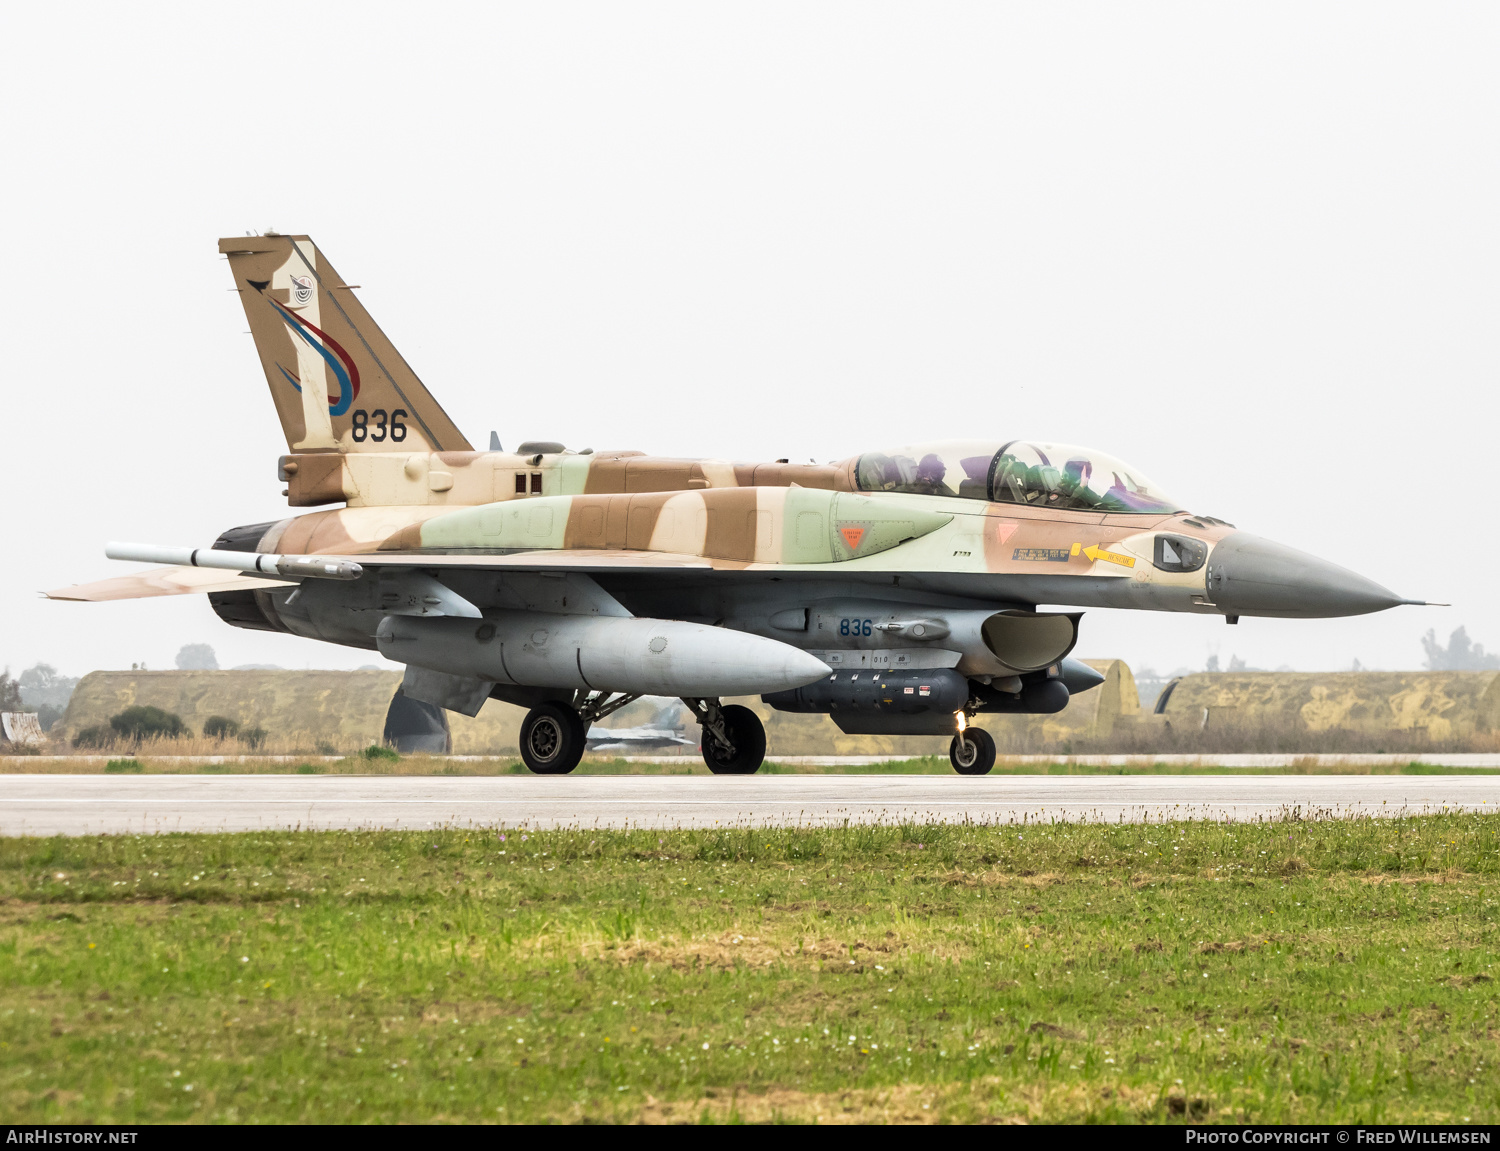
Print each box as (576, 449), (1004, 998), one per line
(0, 775), (1496, 835)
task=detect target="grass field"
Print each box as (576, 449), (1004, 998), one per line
(3, 815), (1497, 1124)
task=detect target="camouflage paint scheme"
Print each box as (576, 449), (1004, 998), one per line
(218, 234), (470, 455)
(48, 235), (1421, 750)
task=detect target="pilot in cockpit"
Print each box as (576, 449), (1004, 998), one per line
(1061, 457), (1100, 508)
(910, 453), (956, 497)
(856, 441), (1179, 513)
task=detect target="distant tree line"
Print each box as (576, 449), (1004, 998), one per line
(1, 646), (222, 734)
(1422, 626), (1500, 671)
(0, 665), (78, 731)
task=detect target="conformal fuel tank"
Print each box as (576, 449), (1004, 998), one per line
(376, 612), (831, 697)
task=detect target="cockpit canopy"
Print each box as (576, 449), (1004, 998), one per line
(854, 440), (1182, 514)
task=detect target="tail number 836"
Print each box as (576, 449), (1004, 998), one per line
(839, 618), (874, 637)
(350, 408), (408, 443)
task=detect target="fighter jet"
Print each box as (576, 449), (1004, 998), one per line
(48, 234), (1431, 777)
(585, 701), (697, 754)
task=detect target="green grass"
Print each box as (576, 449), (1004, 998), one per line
(3, 816), (1497, 1124)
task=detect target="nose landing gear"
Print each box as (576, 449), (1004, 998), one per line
(949, 725), (996, 775)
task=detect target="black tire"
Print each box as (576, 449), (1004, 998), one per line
(701, 704), (767, 775)
(949, 727), (996, 776)
(520, 703), (587, 775)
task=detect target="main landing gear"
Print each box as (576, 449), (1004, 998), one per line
(949, 724), (996, 776)
(519, 691), (639, 775)
(518, 693), (769, 776)
(685, 697), (767, 775)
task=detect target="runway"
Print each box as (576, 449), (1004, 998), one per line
(1, 774), (1496, 835)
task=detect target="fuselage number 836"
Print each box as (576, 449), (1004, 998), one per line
(351, 409), (408, 443)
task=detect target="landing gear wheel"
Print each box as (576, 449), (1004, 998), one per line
(701, 704), (767, 775)
(520, 703), (587, 775)
(949, 727), (996, 776)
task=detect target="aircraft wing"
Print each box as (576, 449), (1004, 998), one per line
(345, 549), (716, 571)
(46, 549), (716, 603)
(61, 486), (953, 603)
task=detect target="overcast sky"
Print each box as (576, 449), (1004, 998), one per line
(2, 3), (1495, 678)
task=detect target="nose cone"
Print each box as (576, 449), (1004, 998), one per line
(1209, 532), (1407, 619)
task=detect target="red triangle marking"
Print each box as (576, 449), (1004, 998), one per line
(993, 520), (1019, 545)
(839, 526), (866, 550)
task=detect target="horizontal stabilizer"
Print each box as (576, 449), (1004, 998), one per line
(45, 567), (283, 603)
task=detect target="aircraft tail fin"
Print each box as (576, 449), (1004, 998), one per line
(219, 235), (471, 453)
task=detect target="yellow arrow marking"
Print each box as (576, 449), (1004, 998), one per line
(1082, 544), (1136, 568)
